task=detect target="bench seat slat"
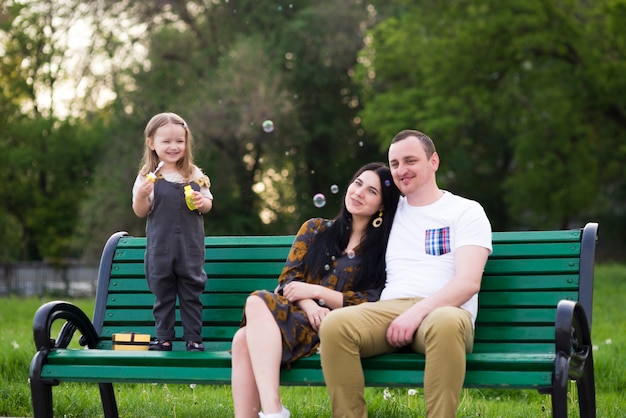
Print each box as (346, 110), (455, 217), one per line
(42, 350), (554, 370)
(40, 350), (554, 388)
(42, 365), (483, 388)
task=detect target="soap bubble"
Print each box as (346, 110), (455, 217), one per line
(313, 193), (326, 208)
(262, 120), (275, 133)
(330, 184), (339, 194)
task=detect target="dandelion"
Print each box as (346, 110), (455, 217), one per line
(605, 338), (612, 345)
(593, 345), (599, 351)
(189, 384), (196, 389)
(406, 388), (418, 409)
(383, 387), (392, 400)
(11, 340), (19, 349)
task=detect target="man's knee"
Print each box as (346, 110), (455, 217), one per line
(416, 307), (473, 351)
(427, 306), (468, 328)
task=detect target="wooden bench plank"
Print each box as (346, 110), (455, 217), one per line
(111, 261), (286, 277)
(490, 242), (581, 258)
(491, 229), (582, 242)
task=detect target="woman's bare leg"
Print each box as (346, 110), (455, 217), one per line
(244, 295), (284, 414)
(231, 327), (261, 418)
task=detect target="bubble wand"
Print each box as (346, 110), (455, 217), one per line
(146, 161), (164, 183)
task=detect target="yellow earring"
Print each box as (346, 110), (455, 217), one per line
(372, 210), (383, 228)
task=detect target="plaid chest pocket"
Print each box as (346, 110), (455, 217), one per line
(425, 227), (451, 256)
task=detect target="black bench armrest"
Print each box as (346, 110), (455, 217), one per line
(33, 300), (100, 351)
(553, 299), (596, 417)
(555, 299), (593, 380)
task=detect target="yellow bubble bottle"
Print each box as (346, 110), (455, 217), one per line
(145, 172), (157, 183)
(184, 185), (197, 210)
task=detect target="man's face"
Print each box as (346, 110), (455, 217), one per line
(388, 136), (438, 197)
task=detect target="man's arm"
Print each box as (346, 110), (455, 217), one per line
(385, 245), (490, 347)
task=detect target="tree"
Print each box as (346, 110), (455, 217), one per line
(355, 0), (626, 234)
(276, 1), (384, 222)
(0, 1), (105, 261)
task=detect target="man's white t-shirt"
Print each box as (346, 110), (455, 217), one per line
(381, 191), (492, 325)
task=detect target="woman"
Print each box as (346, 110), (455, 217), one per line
(231, 162), (401, 418)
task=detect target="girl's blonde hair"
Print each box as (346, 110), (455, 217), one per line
(139, 112), (196, 181)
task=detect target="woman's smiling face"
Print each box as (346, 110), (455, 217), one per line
(345, 169), (383, 219)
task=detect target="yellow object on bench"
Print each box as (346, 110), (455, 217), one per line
(112, 333), (150, 351)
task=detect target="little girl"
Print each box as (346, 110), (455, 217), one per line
(132, 112), (213, 352)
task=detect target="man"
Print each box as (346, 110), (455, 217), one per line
(319, 129), (492, 417)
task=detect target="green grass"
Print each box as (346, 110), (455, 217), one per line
(1, 263), (625, 417)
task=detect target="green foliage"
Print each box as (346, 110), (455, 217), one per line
(355, 0), (626, 232)
(0, 117), (104, 261)
(275, 1), (386, 223)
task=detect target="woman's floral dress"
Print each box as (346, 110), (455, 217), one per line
(241, 218), (384, 369)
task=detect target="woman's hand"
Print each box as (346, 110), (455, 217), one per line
(282, 281), (319, 302)
(299, 299), (330, 332)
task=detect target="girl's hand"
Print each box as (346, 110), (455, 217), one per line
(190, 190), (212, 213)
(283, 282), (319, 302)
(191, 190), (204, 209)
(139, 177), (155, 198)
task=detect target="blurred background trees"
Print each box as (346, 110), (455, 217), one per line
(1, 0), (624, 262)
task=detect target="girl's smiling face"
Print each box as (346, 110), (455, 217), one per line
(148, 123), (187, 168)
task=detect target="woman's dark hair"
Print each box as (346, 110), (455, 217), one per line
(303, 162), (400, 290)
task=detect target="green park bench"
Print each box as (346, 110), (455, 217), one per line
(30, 222), (598, 418)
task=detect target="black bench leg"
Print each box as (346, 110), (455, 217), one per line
(552, 386), (568, 418)
(551, 355), (568, 418)
(577, 359), (596, 418)
(30, 352), (54, 418)
(99, 383), (119, 418)
(30, 378), (54, 418)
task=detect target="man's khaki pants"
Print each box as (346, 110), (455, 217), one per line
(319, 298), (474, 418)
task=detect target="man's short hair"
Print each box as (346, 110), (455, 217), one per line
(391, 130), (437, 158)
